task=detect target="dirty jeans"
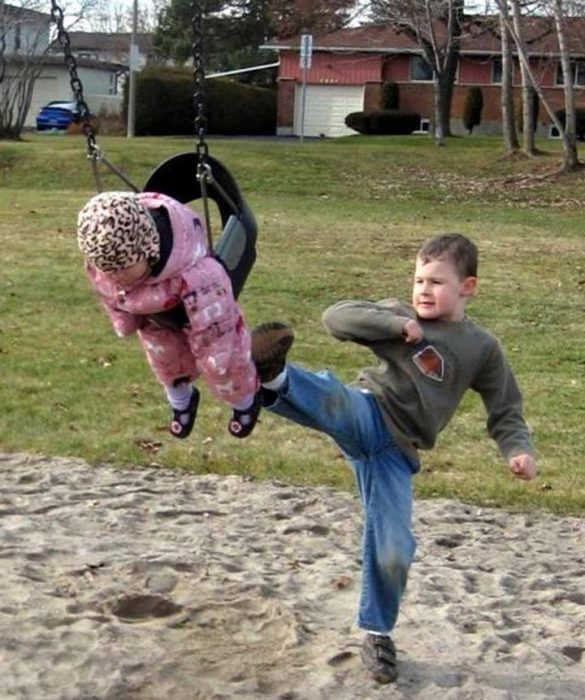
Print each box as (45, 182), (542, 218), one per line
(264, 364), (419, 634)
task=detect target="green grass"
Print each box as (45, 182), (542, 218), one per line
(1, 132), (584, 515)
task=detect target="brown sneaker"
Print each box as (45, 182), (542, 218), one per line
(360, 634), (398, 684)
(251, 322), (294, 383)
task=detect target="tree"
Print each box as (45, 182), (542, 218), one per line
(154, 0), (278, 74)
(498, 4), (520, 153)
(369, 1), (466, 144)
(268, 0), (355, 38)
(494, 0), (582, 171)
(463, 86), (483, 133)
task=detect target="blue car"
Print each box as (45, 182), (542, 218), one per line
(36, 101), (82, 131)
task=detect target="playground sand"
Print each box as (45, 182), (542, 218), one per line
(0, 452), (583, 699)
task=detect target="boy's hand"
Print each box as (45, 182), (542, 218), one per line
(403, 319), (423, 344)
(508, 454), (538, 481)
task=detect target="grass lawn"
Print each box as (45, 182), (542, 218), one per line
(1, 132), (584, 515)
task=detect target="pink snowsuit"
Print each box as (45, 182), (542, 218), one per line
(85, 192), (258, 405)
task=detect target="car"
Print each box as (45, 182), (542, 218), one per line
(35, 100), (83, 131)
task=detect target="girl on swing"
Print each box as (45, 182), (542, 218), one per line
(77, 190), (261, 440)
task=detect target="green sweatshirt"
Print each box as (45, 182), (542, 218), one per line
(322, 299), (534, 462)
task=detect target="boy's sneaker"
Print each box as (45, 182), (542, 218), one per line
(169, 388), (200, 439)
(251, 322), (294, 383)
(360, 634), (398, 684)
(228, 393), (262, 439)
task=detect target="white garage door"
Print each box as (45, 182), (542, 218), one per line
(294, 85), (364, 138)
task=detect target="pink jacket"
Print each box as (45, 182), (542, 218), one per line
(85, 192), (257, 402)
(86, 192), (209, 336)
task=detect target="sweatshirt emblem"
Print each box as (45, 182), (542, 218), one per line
(413, 345), (444, 382)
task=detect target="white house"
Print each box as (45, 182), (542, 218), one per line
(1, 3), (124, 128)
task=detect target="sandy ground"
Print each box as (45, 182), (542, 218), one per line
(0, 451), (583, 700)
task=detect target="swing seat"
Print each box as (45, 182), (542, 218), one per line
(144, 152), (257, 299)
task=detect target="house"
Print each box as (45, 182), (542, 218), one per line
(58, 31), (159, 69)
(263, 19), (585, 138)
(1, 4), (125, 128)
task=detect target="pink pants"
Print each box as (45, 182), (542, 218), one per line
(137, 258), (258, 405)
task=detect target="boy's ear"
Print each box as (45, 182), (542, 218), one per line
(461, 276), (478, 297)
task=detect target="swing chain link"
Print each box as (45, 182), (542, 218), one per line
(191, 1), (209, 165)
(49, 0), (99, 162)
(191, 1), (213, 245)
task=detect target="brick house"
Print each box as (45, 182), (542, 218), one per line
(263, 19), (585, 138)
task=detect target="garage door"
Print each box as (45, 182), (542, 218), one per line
(294, 85), (364, 138)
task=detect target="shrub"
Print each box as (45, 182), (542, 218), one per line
(381, 81), (400, 110)
(462, 87), (483, 134)
(127, 67), (276, 136)
(345, 110), (421, 135)
(554, 108), (585, 140)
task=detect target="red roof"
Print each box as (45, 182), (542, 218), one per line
(265, 17), (585, 56)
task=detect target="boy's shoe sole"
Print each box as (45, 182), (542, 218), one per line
(251, 322), (294, 383)
(360, 634), (398, 684)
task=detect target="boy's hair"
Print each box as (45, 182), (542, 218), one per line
(417, 233), (478, 279)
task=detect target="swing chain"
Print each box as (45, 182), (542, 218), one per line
(191, 0), (208, 163)
(49, 0), (98, 161)
(191, 1), (213, 247)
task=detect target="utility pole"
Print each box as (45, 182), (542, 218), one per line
(126, 0), (139, 138)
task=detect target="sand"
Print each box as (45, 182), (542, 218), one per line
(0, 451), (583, 700)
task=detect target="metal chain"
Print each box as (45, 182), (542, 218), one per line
(48, 0), (139, 192)
(191, 1), (213, 247)
(49, 0), (98, 160)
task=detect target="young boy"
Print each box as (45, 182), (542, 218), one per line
(77, 191), (261, 440)
(251, 233), (537, 684)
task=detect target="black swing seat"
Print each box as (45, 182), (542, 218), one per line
(144, 152), (257, 300)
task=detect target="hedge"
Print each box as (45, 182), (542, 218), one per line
(126, 68), (277, 136)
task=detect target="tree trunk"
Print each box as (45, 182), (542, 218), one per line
(499, 7), (519, 153)
(552, 0), (579, 171)
(433, 76), (445, 145)
(510, 0), (536, 156)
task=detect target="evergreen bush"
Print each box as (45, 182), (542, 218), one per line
(381, 81), (400, 110)
(345, 110), (420, 135)
(554, 108), (585, 140)
(462, 87), (483, 134)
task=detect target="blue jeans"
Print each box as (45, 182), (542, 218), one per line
(264, 364), (419, 634)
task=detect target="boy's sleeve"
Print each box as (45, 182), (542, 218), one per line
(471, 339), (534, 459)
(322, 299), (415, 345)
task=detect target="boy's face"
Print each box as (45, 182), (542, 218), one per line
(412, 256), (477, 322)
(103, 259), (150, 288)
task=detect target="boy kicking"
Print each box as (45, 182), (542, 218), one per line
(251, 233), (537, 684)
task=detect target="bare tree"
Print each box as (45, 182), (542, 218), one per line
(0, 0), (97, 139)
(369, 0), (465, 144)
(499, 4), (520, 153)
(85, 0), (165, 33)
(494, 0), (581, 171)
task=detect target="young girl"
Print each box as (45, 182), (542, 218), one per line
(77, 190), (260, 439)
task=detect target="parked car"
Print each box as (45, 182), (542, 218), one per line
(35, 101), (86, 131)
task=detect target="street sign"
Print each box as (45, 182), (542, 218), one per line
(300, 33), (313, 70)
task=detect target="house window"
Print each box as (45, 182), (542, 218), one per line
(14, 24), (21, 52)
(411, 55), (433, 82)
(492, 58), (502, 84)
(556, 60), (585, 86)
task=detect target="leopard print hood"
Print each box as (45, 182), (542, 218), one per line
(77, 192), (160, 272)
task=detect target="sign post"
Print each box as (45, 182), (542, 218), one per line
(299, 33), (313, 143)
